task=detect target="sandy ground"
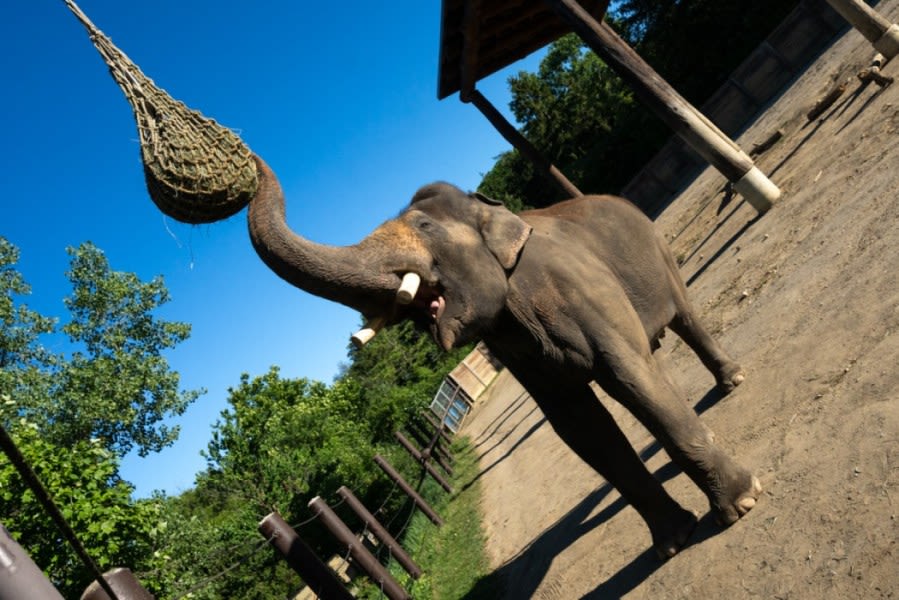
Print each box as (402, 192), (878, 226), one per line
(459, 6), (899, 598)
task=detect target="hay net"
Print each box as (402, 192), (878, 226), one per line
(64, 0), (258, 224)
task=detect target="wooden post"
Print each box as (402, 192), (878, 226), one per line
(80, 569), (153, 600)
(0, 524), (64, 600)
(394, 432), (453, 493)
(544, 0), (780, 213)
(336, 487), (422, 580)
(373, 455), (444, 526)
(308, 497), (411, 600)
(258, 512), (354, 600)
(825, 0), (899, 58)
(466, 90), (584, 199)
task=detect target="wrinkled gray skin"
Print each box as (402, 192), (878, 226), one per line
(246, 157), (761, 558)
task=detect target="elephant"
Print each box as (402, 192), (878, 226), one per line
(244, 155), (761, 558)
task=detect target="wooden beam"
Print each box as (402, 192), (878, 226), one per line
(467, 89), (584, 199)
(825, 0), (899, 58)
(460, 0), (481, 101)
(544, 0), (780, 212)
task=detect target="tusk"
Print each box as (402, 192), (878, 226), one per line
(351, 316), (387, 348)
(396, 272), (421, 305)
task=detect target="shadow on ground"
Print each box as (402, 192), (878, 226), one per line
(463, 385), (729, 599)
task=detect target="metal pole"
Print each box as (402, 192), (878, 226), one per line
(394, 432), (453, 493)
(544, 0), (780, 213)
(373, 456), (444, 526)
(80, 568), (154, 600)
(335, 487), (422, 580)
(420, 412), (453, 443)
(405, 426), (454, 475)
(0, 524), (64, 600)
(0, 425), (120, 600)
(825, 0), (899, 58)
(308, 497), (410, 600)
(258, 512), (354, 600)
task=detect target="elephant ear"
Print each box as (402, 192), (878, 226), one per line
(472, 192), (532, 270)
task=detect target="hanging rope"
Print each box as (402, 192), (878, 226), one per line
(62, 0), (258, 224)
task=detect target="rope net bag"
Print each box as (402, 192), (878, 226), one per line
(64, 0), (258, 224)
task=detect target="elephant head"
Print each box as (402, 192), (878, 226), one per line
(249, 156), (532, 350)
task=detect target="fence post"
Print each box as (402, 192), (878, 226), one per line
(335, 487), (422, 580)
(258, 512), (354, 600)
(394, 432), (453, 493)
(373, 456), (444, 526)
(405, 424), (453, 474)
(420, 412), (453, 443)
(81, 568), (154, 600)
(309, 497), (411, 600)
(0, 523), (64, 600)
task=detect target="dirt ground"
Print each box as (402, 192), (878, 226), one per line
(459, 6), (899, 599)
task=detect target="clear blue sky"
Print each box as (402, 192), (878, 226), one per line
(1, 1), (545, 497)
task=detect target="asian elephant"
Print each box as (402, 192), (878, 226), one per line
(247, 155), (760, 558)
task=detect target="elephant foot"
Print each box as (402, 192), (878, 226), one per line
(716, 363), (746, 395)
(713, 473), (762, 526)
(651, 507), (699, 560)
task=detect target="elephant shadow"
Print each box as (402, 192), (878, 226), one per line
(461, 385), (728, 599)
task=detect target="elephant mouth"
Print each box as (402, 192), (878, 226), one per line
(406, 281), (452, 349)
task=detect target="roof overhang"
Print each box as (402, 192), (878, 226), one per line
(437, 0), (610, 99)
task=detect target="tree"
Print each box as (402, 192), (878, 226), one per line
(0, 238), (56, 407)
(479, 2), (801, 208)
(18, 242), (203, 457)
(0, 415), (164, 597)
(0, 237), (200, 595)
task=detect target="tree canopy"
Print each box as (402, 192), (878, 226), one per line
(479, 1), (800, 209)
(0, 237), (200, 596)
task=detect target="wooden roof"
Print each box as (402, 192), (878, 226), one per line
(437, 0), (610, 99)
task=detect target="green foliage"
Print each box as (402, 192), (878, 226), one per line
(480, 1), (800, 208)
(0, 238), (57, 407)
(355, 437), (493, 600)
(203, 368), (377, 514)
(342, 320), (472, 436)
(0, 416), (162, 597)
(48, 242), (202, 457)
(0, 237), (200, 595)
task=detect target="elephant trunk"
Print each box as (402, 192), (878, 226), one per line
(248, 156), (408, 318)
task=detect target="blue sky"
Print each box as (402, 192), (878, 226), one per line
(1, 1), (546, 497)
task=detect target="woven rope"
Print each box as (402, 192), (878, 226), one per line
(65, 0), (257, 224)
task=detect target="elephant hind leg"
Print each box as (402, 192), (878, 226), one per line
(592, 341), (761, 530)
(669, 309), (745, 394)
(510, 372), (698, 558)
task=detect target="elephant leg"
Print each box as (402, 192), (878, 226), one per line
(506, 369), (699, 559)
(592, 343), (761, 528)
(669, 308), (745, 394)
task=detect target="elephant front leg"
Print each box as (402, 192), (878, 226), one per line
(508, 370), (699, 559)
(595, 345), (761, 527)
(670, 310), (745, 394)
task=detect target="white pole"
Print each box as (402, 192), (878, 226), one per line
(825, 0), (899, 58)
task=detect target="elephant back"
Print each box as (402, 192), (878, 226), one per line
(65, 0), (257, 224)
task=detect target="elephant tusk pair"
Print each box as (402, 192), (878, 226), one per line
(350, 273), (421, 347)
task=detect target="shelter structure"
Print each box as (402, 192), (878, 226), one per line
(437, 0), (782, 212)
